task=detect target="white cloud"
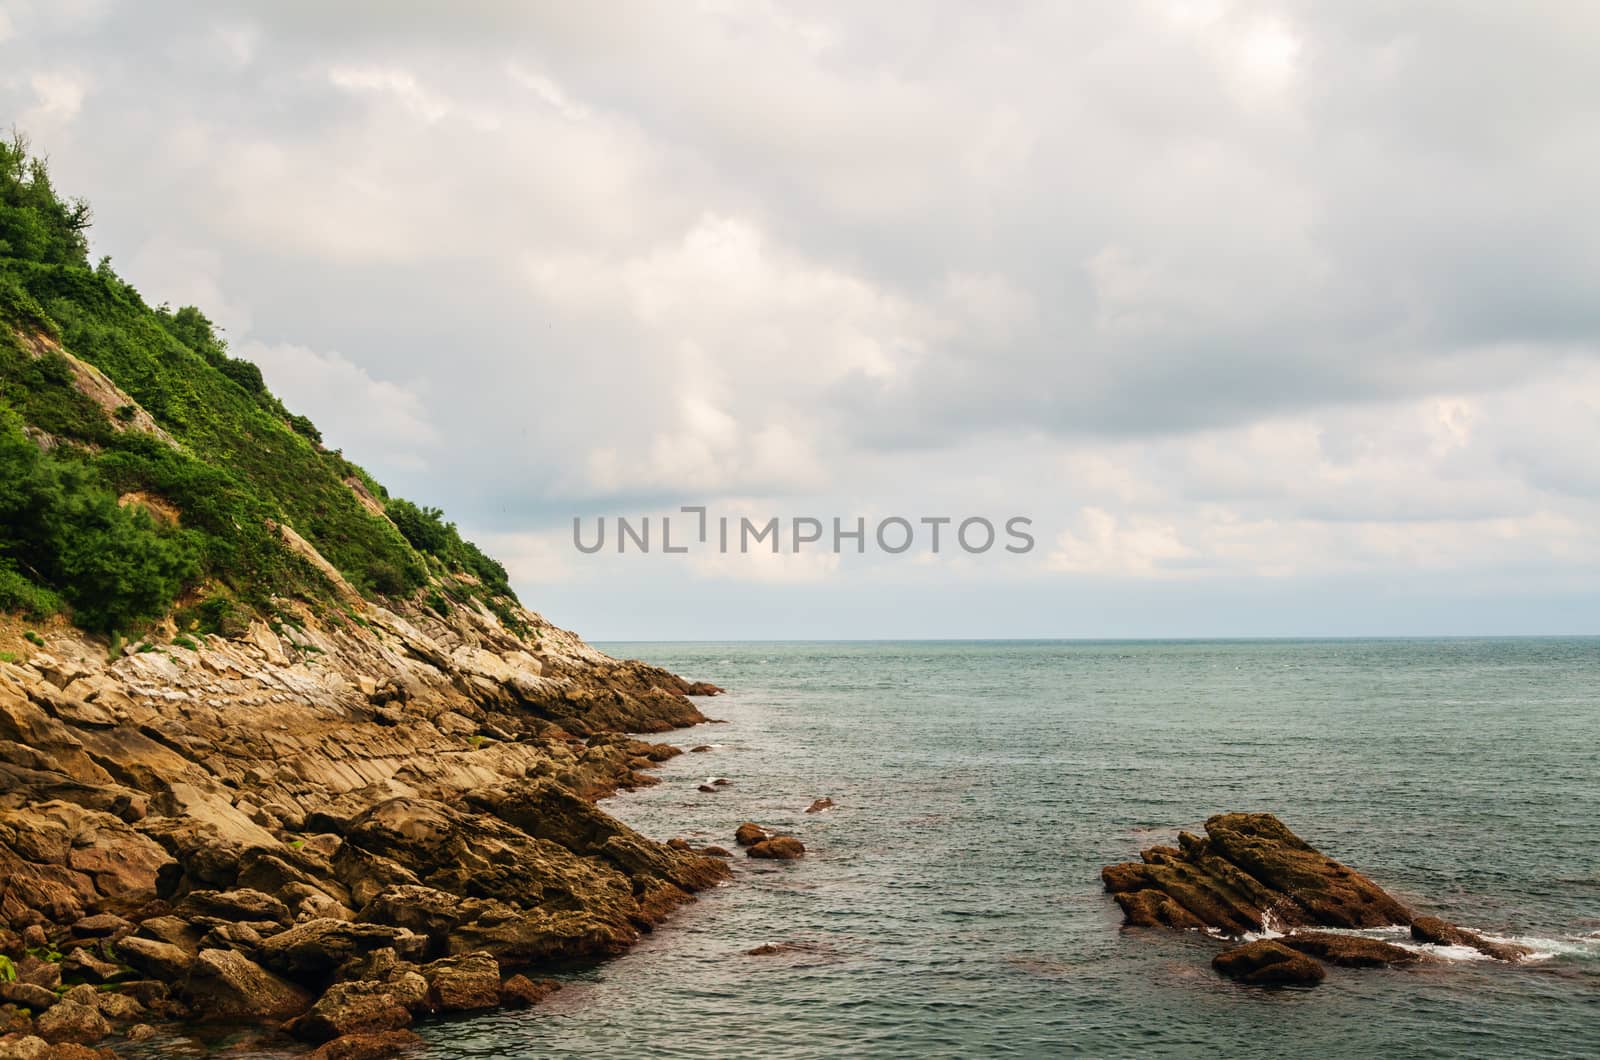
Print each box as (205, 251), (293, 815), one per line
(1046, 507), (1197, 577)
(6, 2), (1600, 632)
(238, 341), (439, 470)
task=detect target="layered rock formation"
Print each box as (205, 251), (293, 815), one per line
(1104, 813), (1531, 986)
(0, 592), (728, 1053)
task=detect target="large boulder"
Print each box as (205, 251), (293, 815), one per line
(256, 918), (419, 979)
(1103, 814), (1411, 934)
(178, 948), (312, 1021)
(421, 953), (501, 1012)
(0, 982), (58, 1010)
(1212, 939), (1326, 987)
(174, 888), (291, 927)
(289, 981), (413, 1044)
(116, 936), (194, 981)
(33, 999), (111, 1044)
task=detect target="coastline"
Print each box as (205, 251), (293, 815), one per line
(0, 590), (737, 1057)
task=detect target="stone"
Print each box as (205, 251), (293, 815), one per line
(1212, 940), (1326, 987)
(69, 914), (131, 939)
(689, 745), (711, 753)
(0, 1038), (50, 1060)
(132, 916), (200, 951)
(421, 953), (501, 1012)
(174, 889), (291, 927)
(90, 991), (144, 1021)
(382, 971), (430, 1013)
(1279, 931), (1422, 968)
(290, 981), (413, 1044)
(114, 937), (194, 981)
(195, 922), (262, 956)
(747, 836), (805, 860)
(805, 798), (835, 813)
(1410, 916), (1532, 962)
(14, 956), (59, 990)
(1102, 814), (1412, 935)
(498, 974), (557, 1008)
(126, 1024), (158, 1041)
(257, 919), (417, 979)
(34, 999), (111, 1044)
(734, 822), (771, 847)
(0, 983), (57, 1010)
(701, 846), (733, 858)
(696, 784), (717, 793)
(116, 981), (171, 1012)
(178, 949), (312, 1021)
(61, 947), (123, 984)
(61, 986), (98, 1008)
(307, 1029), (424, 1060)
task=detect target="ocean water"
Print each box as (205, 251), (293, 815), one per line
(420, 639), (1600, 1058)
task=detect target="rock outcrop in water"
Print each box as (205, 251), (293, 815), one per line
(1104, 813), (1531, 986)
(0, 598), (730, 1054)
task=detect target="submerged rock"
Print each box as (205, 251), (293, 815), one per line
(1212, 940), (1326, 986)
(1410, 916), (1532, 962)
(747, 836), (805, 860)
(498, 974), (558, 1008)
(307, 1028), (424, 1060)
(734, 823), (771, 847)
(805, 798), (834, 814)
(1279, 931), (1422, 968)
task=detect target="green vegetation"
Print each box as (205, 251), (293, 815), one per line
(23, 630), (43, 646)
(0, 132), (519, 636)
(385, 498), (514, 599)
(0, 404), (201, 631)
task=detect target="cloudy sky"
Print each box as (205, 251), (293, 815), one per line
(5, 1), (1599, 638)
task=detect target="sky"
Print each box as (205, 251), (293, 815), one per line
(3, 1), (1599, 639)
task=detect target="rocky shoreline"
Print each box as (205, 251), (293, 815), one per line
(0, 585), (751, 1057)
(1103, 813), (1532, 986)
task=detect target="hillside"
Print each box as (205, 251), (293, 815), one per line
(0, 134), (732, 1054)
(0, 133), (523, 641)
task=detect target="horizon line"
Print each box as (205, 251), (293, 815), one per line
(589, 632), (1600, 643)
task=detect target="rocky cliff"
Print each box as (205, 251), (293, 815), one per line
(0, 588), (731, 1055)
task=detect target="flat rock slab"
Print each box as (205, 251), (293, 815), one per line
(1212, 939), (1326, 987)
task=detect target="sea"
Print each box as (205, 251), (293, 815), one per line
(409, 639), (1600, 1059)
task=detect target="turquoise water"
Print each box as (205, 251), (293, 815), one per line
(420, 639), (1600, 1058)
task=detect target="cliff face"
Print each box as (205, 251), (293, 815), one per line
(0, 543), (730, 1049)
